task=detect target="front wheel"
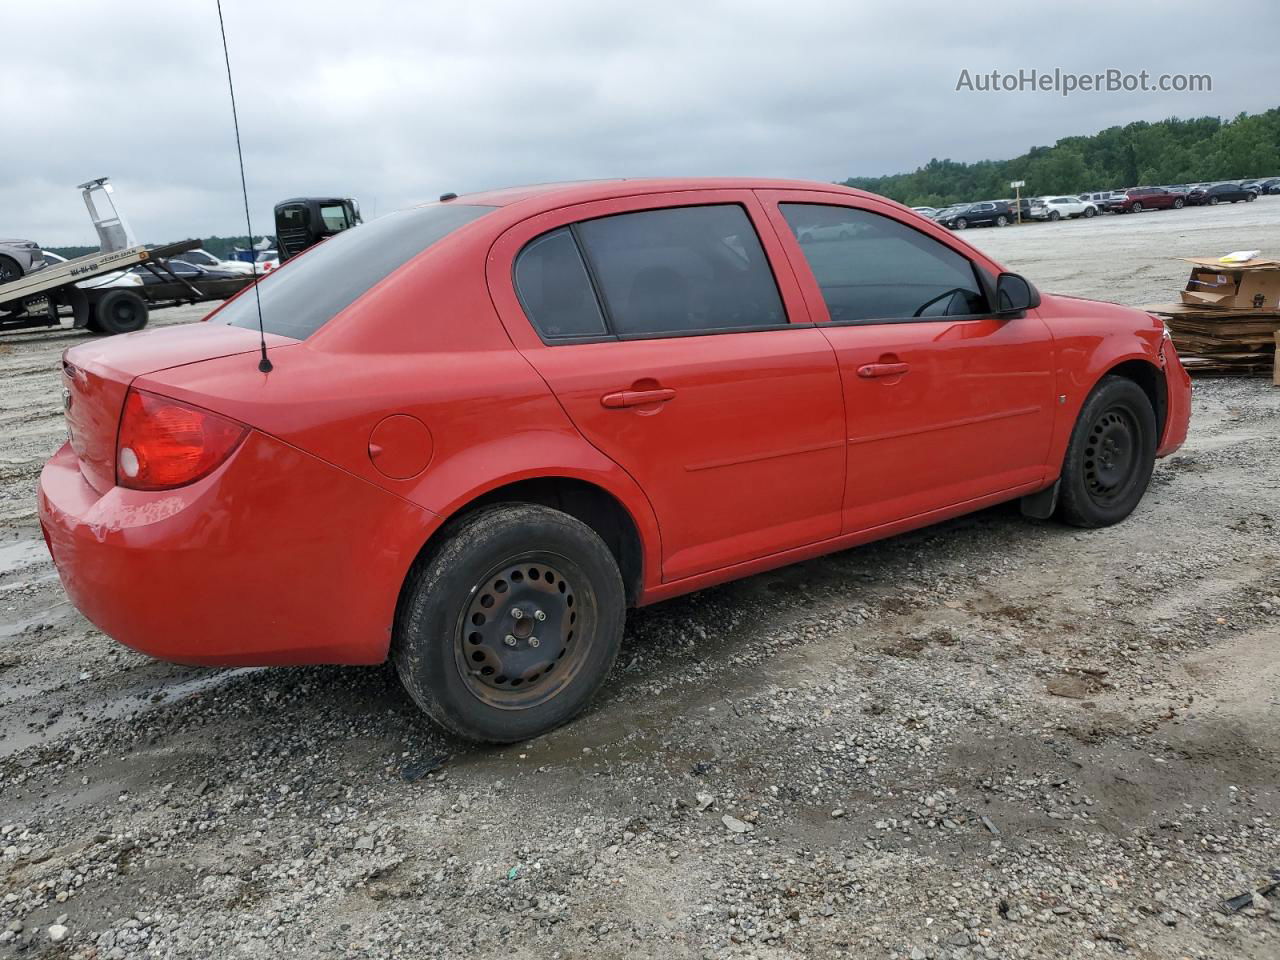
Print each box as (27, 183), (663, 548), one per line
(1208, 196), (1219, 206)
(0, 255), (22, 285)
(954, 218), (968, 230)
(1057, 377), (1157, 528)
(1131, 202), (1144, 213)
(393, 504), (625, 743)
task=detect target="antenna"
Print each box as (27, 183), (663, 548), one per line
(215, 0), (272, 373)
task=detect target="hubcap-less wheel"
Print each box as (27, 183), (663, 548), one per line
(1132, 202), (1143, 213)
(456, 553), (592, 710)
(955, 218), (967, 230)
(1083, 408), (1138, 506)
(1173, 198), (1184, 209)
(1209, 196), (1219, 205)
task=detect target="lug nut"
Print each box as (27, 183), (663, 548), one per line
(534, 610), (546, 621)
(529, 637), (541, 648)
(511, 608), (524, 620)
(504, 635), (518, 647)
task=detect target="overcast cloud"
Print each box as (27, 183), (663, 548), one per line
(5, 0), (1278, 245)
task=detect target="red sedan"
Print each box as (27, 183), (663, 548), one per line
(38, 178), (1192, 742)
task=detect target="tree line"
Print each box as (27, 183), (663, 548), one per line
(47, 235), (270, 262)
(841, 108), (1280, 207)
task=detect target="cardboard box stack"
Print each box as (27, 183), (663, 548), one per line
(1144, 256), (1280, 379)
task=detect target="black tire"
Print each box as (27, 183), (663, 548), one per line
(954, 218), (968, 230)
(1048, 210), (1061, 222)
(1057, 376), (1157, 528)
(1131, 202), (1144, 213)
(1208, 196), (1219, 206)
(0, 255), (21, 285)
(393, 504), (626, 743)
(93, 289), (148, 334)
(996, 215), (1008, 227)
(1173, 198), (1184, 209)
(1083, 206), (1096, 218)
(1246, 192), (1256, 202)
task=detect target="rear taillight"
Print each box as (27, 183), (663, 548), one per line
(116, 389), (248, 491)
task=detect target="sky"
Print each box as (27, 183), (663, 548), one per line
(5, 0), (1278, 245)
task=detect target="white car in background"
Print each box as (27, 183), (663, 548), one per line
(1028, 196), (1098, 221)
(171, 248), (255, 276)
(254, 249), (280, 275)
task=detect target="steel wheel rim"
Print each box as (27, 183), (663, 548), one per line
(453, 551), (593, 710)
(1083, 407), (1138, 505)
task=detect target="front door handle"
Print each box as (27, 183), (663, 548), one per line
(857, 362), (910, 379)
(601, 387), (676, 408)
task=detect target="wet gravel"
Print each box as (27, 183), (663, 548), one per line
(1, 201), (1278, 958)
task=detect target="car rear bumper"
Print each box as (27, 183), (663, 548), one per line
(38, 433), (439, 667)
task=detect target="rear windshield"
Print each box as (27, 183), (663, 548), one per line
(215, 203), (494, 340)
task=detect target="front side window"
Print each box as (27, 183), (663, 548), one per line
(217, 203), (494, 340)
(575, 205), (786, 338)
(780, 203), (989, 323)
(320, 204), (351, 231)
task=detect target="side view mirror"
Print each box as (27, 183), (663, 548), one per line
(995, 272), (1039, 315)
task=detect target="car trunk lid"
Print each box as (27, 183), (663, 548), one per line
(61, 323), (295, 493)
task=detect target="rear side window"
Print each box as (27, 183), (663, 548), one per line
(514, 227), (608, 339)
(216, 203), (494, 340)
(780, 203), (989, 323)
(576, 205), (786, 338)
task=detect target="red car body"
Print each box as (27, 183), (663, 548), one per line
(1110, 187), (1183, 213)
(38, 178), (1192, 669)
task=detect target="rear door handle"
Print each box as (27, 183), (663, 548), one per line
(601, 387), (676, 408)
(857, 362), (910, 379)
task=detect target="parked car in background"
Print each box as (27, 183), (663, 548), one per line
(936, 201), (1014, 229)
(125, 259), (254, 302)
(1029, 196), (1098, 221)
(1256, 178), (1280, 195)
(0, 239), (47, 284)
(254, 249), (280, 274)
(1187, 182), (1258, 206)
(910, 206), (939, 219)
(38, 177), (1192, 743)
(172, 248), (255, 276)
(1110, 187), (1183, 213)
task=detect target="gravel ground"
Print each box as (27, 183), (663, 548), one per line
(1, 200), (1278, 959)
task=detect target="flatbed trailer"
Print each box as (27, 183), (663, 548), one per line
(0, 239), (203, 334)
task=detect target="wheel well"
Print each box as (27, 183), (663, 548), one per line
(1105, 359), (1166, 436)
(442, 478), (644, 606)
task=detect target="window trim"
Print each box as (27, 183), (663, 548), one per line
(774, 200), (997, 328)
(512, 201), (796, 346)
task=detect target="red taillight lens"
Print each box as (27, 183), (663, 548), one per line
(116, 389), (248, 491)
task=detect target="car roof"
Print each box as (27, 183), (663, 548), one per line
(436, 177), (872, 210)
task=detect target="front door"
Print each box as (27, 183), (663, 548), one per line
(760, 192), (1058, 533)
(490, 193), (847, 583)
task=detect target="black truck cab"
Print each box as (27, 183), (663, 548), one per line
(273, 197), (361, 262)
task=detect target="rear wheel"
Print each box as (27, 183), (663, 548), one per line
(1057, 376), (1156, 528)
(93, 289), (148, 334)
(996, 215), (1009, 227)
(1246, 192), (1256, 202)
(1048, 210), (1061, 222)
(1173, 198), (1184, 209)
(1083, 206), (1096, 218)
(393, 504), (625, 743)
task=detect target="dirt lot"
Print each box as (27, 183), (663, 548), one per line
(1, 200), (1277, 960)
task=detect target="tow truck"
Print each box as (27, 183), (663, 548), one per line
(0, 178), (202, 335)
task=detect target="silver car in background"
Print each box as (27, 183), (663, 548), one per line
(0, 239), (46, 284)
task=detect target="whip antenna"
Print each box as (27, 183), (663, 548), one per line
(215, 0), (272, 373)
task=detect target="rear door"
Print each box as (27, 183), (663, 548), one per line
(488, 192), (846, 583)
(758, 190), (1057, 533)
